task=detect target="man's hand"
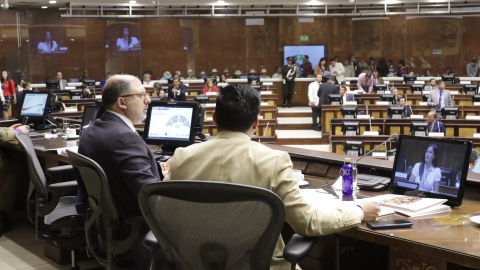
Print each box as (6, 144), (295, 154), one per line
(310, 102), (315, 106)
(8, 124), (29, 134)
(357, 201), (381, 221)
(172, 89), (179, 93)
(161, 158), (171, 177)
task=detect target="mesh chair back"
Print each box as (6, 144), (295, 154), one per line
(66, 150), (119, 266)
(139, 181), (286, 270)
(15, 133), (48, 202)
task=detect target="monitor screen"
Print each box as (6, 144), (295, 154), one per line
(143, 101), (198, 149)
(20, 93), (49, 117)
(390, 135), (472, 206)
(283, 45), (326, 66)
(80, 106), (101, 135)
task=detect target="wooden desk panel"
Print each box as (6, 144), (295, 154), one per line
(329, 135), (394, 154)
(186, 94), (279, 106)
(329, 118), (384, 136)
(384, 119), (480, 138)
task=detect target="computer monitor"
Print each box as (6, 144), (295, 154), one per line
(340, 106), (357, 119)
(80, 106), (101, 135)
(410, 122), (429, 136)
(83, 80), (96, 89)
(343, 140), (364, 156)
(389, 135), (472, 206)
(46, 80), (59, 90)
(442, 75), (455, 84)
(143, 101), (199, 153)
(20, 92), (52, 129)
(69, 89), (82, 100)
(403, 75), (417, 84)
(388, 106), (405, 119)
(328, 94), (342, 105)
(463, 84), (477, 95)
(441, 107), (459, 119)
(341, 121), (360, 136)
(410, 84), (424, 94)
(193, 96), (210, 104)
(380, 94), (395, 104)
(373, 84), (387, 94)
(472, 94), (480, 102)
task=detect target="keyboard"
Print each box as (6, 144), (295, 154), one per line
(357, 174), (391, 190)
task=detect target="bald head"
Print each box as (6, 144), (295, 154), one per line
(102, 75), (138, 110)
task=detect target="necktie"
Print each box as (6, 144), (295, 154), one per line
(60, 80), (63, 90)
(438, 91), (443, 110)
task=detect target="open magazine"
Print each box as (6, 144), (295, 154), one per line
(370, 194), (450, 217)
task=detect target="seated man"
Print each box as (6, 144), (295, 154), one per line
(469, 149), (479, 171)
(339, 85), (354, 104)
(426, 111), (445, 132)
(81, 84), (93, 99)
(163, 84), (380, 268)
(391, 87), (400, 105)
(397, 97), (412, 118)
(78, 75), (164, 270)
(424, 78), (437, 92)
(372, 70), (383, 84)
(167, 78), (187, 101)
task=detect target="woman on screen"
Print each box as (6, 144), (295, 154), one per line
(37, 31), (58, 54)
(408, 144), (442, 193)
(116, 28), (140, 52)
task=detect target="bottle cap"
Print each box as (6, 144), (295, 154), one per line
(344, 158), (351, 162)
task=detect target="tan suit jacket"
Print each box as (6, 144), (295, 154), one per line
(164, 131), (361, 269)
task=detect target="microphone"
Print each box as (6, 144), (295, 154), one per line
(354, 134), (397, 166)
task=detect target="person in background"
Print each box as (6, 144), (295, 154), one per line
(144, 69), (155, 80)
(340, 81), (350, 92)
(22, 82), (31, 91)
(17, 79), (25, 93)
(259, 69), (271, 79)
(203, 79), (218, 95)
(99, 72), (112, 88)
(467, 59), (479, 77)
(377, 58), (389, 77)
(248, 69), (257, 77)
(391, 87), (400, 104)
(427, 80), (452, 114)
(171, 72), (182, 81)
(175, 71), (185, 80)
(81, 84), (93, 99)
(211, 69), (220, 81)
(423, 78), (437, 92)
(219, 74), (228, 84)
(168, 78), (186, 102)
(272, 67), (282, 79)
(308, 74), (322, 131)
(344, 59), (355, 78)
(292, 56), (301, 78)
(373, 70), (384, 85)
(56, 71), (68, 90)
(301, 55), (313, 78)
(152, 82), (162, 97)
(329, 58), (345, 84)
(162, 71), (172, 80)
(37, 31), (58, 54)
(408, 143), (442, 193)
(423, 69), (432, 77)
(469, 149), (479, 171)
(339, 85), (354, 104)
(185, 69), (196, 80)
(397, 60), (409, 77)
(116, 28), (140, 52)
(317, 76), (339, 129)
(448, 71), (455, 76)
(224, 71), (233, 79)
(426, 111), (445, 132)
(163, 84), (380, 268)
(158, 89), (168, 101)
(314, 57), (327, 76)
(357, 71), (374, 93)
(409, 71), (415, 75)
(233, 70), (242, 79)
(143, 73), (152, 85)
(365, 57), (377, 73)
(387, 60), (396, 77)
(0, 124), (30, 234)
(398, 97), (413, 118)
(443, 67), (452, 76)
(282, 56), (297, 108)
(350, 54), (358, 76)
(1, 71), (16, 120)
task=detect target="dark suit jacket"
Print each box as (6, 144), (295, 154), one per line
(404, 106), (413, 118)
(317, 82), (339, 106)
(428, 120), (446, 132)
(167, 83), (187, 101)
(78, 112), (161, 218)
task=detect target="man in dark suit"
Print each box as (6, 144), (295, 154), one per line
(398, 97), (413, 118)
(78, 75), (164, 270)
(56, 71), (68, 90)
(339, 85), (354, 104)
(317, 76), (339, 129)
(167, 78), (187, 101)
(426, 111), (445, 132)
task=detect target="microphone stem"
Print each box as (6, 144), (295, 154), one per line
(353, 136), (395, 167)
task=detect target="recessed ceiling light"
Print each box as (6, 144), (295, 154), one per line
(41, 6), (48, 8)
(49, 0), (56, 3)
(71, 39), (74, 41)
(129, 0), (136, 3)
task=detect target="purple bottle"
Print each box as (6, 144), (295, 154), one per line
(342, 158), (353, 195)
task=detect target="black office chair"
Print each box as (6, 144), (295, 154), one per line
(66, 150), (151, 270)
(15, 133), (84, 270)
(138, 181), (317, 269)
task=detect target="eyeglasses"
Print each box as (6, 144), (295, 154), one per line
(119, 92), (148, 99)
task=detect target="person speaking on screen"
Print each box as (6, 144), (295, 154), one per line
(37, 31), (58, 54)
(408, 144), (442, 193)
(116, 27), (140, 52)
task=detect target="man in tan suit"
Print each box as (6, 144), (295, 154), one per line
(163, 84), (380, 269)
(373, 70), (384, 84)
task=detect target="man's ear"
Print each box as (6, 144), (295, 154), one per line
(212, 111), (217, 126)
(252, 115), (260, 131)
(117, 97), (127, 110)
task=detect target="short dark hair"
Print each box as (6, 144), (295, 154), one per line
(370, 57), (375, 61)
(215, 84), (261, 132)
(387, 60), (393, 64)
(82, 84), (88, 89)
(304, 55), (309, 59)
(339, 85), (346, 91)
(470, 149), (479, 164)
(437, 80), (445, 85)
(330, 57), (336, 62)
(429, 78), (436, 82)
(327, 75), (336, 81)
(102, 75), (132, 110)
(172, 78), (180, 82)
(373, 70), (379, 73)
(399, 60), (405, 66)
(22, 82), (29, 88)
(398, 96), (406, 103)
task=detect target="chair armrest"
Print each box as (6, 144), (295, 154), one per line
(47, 181), (78, 195)
(144, 230), (160, 251)
(46, 165), (74, 181)
(283, 234), (318, 264)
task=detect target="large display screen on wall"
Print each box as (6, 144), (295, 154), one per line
(283, 45), (326, 66)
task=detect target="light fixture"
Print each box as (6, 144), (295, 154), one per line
(71, 39), (74, 41)
(129, 0), (136, 3)
(217, 0), (225, 3)
(49, 0), (56, 3)
(152, 1), (159, 3)
(41, 6), (48, 8)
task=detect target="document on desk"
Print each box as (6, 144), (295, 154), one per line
(300, 189), (395, 217)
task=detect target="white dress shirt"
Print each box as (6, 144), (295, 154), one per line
(411, 163), (442, 192)
(106, 110), (136, 132)
(308, 81), (321, 106)
(116, 37), (140, 51)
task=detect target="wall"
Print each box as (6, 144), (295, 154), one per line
(1, 9), (480, 83)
